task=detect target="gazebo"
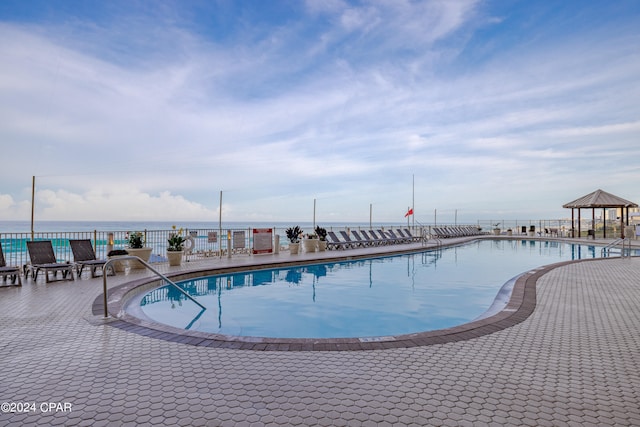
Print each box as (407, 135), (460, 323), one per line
(563, 189), (638, 239)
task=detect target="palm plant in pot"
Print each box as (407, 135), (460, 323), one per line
(126, 231), (152, 269)
(285, 226), (301, 255)
(315, 226), (328, 251)
(492, 223), (501, 236)
(167, 226), (186, 266)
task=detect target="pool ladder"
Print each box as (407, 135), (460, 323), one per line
(100, 256), (205, 318)
(601, 238), (632, 258)
(421, 228), (442, 248)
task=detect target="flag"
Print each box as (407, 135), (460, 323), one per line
(404, 208), (414, 217)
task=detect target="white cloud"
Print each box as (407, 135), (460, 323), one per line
(1, 2), (639, 224)
(0, 194), (31, 220)
(29, 188), (216, 222)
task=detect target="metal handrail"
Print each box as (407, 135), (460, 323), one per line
(101, 256), (205, 318)
(421, 228), (442, 247)
(601, 238), (631, 258)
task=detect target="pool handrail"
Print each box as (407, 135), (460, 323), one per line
(101, 256), (206, 318)
(601, 238), (631, 258)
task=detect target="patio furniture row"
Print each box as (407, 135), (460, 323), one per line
(325, 229), (422, 250)
(0, 239), (114, 285)
(431, 226), (486, 238)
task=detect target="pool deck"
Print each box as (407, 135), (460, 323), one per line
(2, 236), (640, 426)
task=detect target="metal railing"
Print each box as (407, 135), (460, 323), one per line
(0, 227), (256, 268)
(476, 219), (635, 239)
(421, 228), (441, 247)
(0, 225), (431, 267)
(101, 256), (205, 318)
(601, 238), (632, 258)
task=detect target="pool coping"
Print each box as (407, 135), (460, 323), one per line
(92, 242), (613, 351)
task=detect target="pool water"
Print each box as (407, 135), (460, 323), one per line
(138, 240), (613, 338)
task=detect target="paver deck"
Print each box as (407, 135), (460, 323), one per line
(1, 237), (640, 426)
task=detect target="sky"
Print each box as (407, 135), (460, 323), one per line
(1, 0), (639, 225)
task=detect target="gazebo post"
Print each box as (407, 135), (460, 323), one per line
(603, 208), (606, 239)
(592, 208), (595, 239)
(571, 209), (575, 238)
(578, 209), (581, 238)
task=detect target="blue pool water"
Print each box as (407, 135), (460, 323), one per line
(138, 240), (616, 338)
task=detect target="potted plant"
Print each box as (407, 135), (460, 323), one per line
(107, 249), (128, 273)
(506, 228), (513, 236)
(285, 226), (301, 255)
(166, 226), (186, 266)
(126, 231), (152, 269)
(303, 232), (318, 253)
(492, 223), (501, 236)
(315, 226), (328, 251)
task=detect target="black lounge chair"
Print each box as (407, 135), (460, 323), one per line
(25, 240), (74, 283)
(69, 239), (114, 278)
(0, 242), (21, 286)
(433, 227), (452, 238)
(359, 230), (382, 246)
(339, 231), (366, 248)
(378, 229), (401, 244)
(351, 230), (373, 247)
(364, 230), (387, 245)
(387, 229), (410, 244)
(402, 228), (422, 242)
(326, 231), (350, 250)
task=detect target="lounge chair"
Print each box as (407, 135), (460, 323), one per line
(25, 240), (75, 283)
(387, 229), (410, 244)
(351, 230), (373, 247)
(0, 242), (21, 286)
(402, 228), (422, 242)
(339, 231), (365, 248)
(448, 227), (463, 237)
(433, 227), (451, 238)
(374, 230), (397, 244)
(69, 239), (114, 278)
(358, 230), (381, 246)
(326, 231), (349, 250)
(460, 226), (473, 236)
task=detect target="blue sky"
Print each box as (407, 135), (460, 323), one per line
(1, 0), (639, 224)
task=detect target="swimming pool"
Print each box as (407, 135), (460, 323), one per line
(137, 240), (615, 339)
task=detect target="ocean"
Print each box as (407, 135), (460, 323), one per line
(0, 220), (409, 233)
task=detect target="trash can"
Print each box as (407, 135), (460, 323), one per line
(521, 226), (527, 235)
(587, 229), (595, 239)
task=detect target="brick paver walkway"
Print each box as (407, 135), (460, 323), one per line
(1, 241), (639, 426)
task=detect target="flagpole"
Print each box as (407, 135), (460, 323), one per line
(219, 190), (222, 259)
(412, 174), (415, 230)
(30, 176), (35, 241)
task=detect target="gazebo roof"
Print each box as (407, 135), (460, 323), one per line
(563, 189), (638, 209)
